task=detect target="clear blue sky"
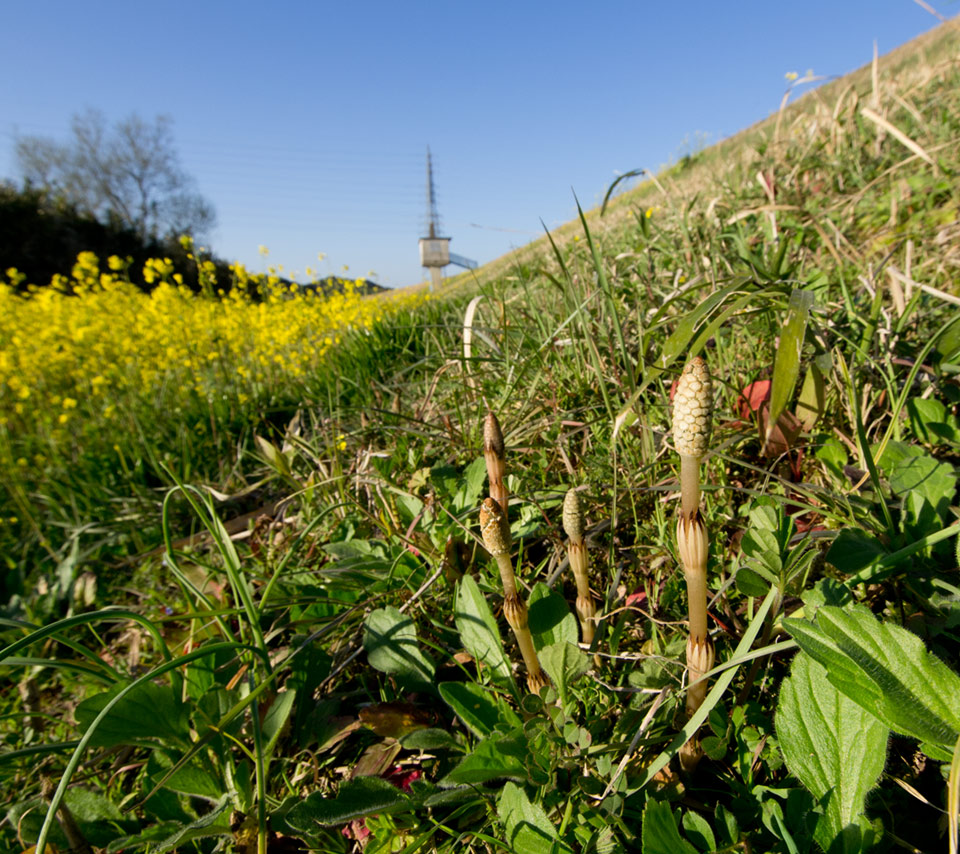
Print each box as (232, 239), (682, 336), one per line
(1, 1), (952, 288)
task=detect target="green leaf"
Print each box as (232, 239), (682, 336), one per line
(438, 681), (520, 738)
(527, 583), (578, 650)
(776, 651), (888, 853)
(149, 797), (231, 853)
(735, 566), (773, 597)
(907, 398), (960, 445)
(765, 289), (814, 451)
(61, 787), (133, 847)
(453, 457), (489, 514)
(104, 822), (186, 853)
(149, 750), (224, 799)
(261, 690), (295, 762)
(741, 527), (783, 575)
(74, 682), (190, 748)
(363, 606), (436, 687)
(498, 781), (573, 854)
(641, 800), (699, 854)
(681, 809), (716, 852)
(441, 729), (529, 785)
(539, 641), (588, 709)
(455, 575), (513, 685)
(888, 450), (957, 526)
(816, 436), (848, 480)
(796, 359), (827, 432)
(400, 728), (461, 751)
(825, 529), (887, 575)
(784, 604), (960, 760)
(714, 804), (740, 846)
(285, 777), (408, 828)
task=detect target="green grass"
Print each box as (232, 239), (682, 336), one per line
(3, 19), (960, 854)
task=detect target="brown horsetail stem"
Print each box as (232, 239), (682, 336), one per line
(673, 356), (715, 771)
(562, 489), (599, 662)
(479, 497), (547, 693)
(483, 411), (511, 547)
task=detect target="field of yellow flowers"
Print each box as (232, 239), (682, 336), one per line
(0, 247), (426, 598)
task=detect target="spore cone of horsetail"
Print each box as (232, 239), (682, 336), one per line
(562, 489), (599, 658)
(480, 497), (546, 693)
(483, 411), (511, 547)
(674, 356), (713, 518)
(673, 356), (715, 771)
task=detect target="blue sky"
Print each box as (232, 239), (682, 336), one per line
(1, 1), (952, 288)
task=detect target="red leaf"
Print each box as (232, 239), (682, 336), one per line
(736, 380), (771, 420)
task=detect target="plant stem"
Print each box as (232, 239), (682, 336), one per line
(679, 453), (702, 521)
(480, 497), (546, 693)
(484, 411), (511, 548)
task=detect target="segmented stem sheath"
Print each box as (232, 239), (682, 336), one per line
(480, 497), (546, 693)
(672, 356), (714, 772)
(483, 412), (511, 548)
(562, 489), (598, 656)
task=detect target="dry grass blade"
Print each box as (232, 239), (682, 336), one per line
(888, 266), (960, 307)
(861, 106), (936, 167)
(462, 295), (486, 389)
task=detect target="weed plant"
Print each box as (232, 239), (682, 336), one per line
(2, 22), (960, 854)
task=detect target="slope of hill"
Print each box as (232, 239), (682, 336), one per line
(3, 18), (960, 854)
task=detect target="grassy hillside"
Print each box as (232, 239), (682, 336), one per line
(2, 18), (960, 854)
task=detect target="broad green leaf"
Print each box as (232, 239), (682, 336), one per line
(453, 457), (489, 514)
(641, 800), (699, 854)
(439, 681), (520, 738)
(59, 787), (133, 848)
(714, 804), (740, 846)
(825, 529), (887, 575)
(149, 750), (224, 799)
(784, 604), (960, 760)
(748, 502), (779, 531)
(907, 398), (960, 445)
(888, 450), (957, 526)
(539, 641), (588, 710)
(527, 583), (578, 650)
(285, 777), (408, 828)
(104, 821), (187, 853)
(441, 729), (529, 785)
(422, 785), (483, 808)
(455, 575), (513, 685)
(682, 809), (716, 852)
(363, 606), (435, 687)
(766, 289), (814, 452)
(816, 436), (848, 480)
(261, 690), (296, 762)
(796, 359), (827, 432)
(741, 527), (783, 575)
(735, 566), (773, 597)
(149, 796), (231, 853)
(776, 651), (887, 853)
(74, 682), (190, 748)
(873, 438), (919, 472)
(498, 781), (573, 854)
(400, 728), (460, 751)
(935, 317), (960, 364)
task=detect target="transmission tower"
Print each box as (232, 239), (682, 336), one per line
(418, 147), (475, 291)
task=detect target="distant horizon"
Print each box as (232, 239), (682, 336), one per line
(2, 1), (952, 288)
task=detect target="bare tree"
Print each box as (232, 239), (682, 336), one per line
(15, 109), (215, 241)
